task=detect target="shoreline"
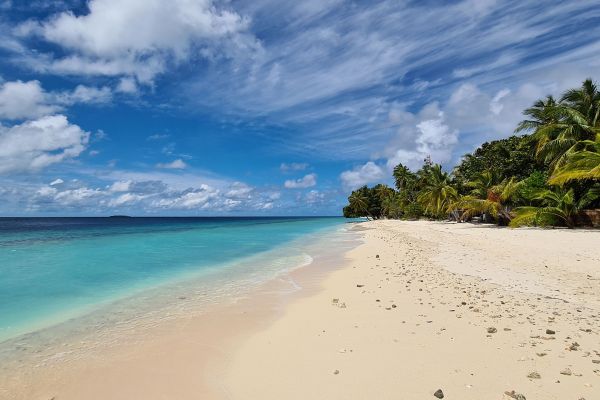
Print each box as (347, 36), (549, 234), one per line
(3, 220), (600, 399)
(0, 223), (362, 400)
(225, 220), (600, 399)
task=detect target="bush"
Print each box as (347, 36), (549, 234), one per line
(402, 202), (423, 220)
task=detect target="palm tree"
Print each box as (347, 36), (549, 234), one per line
(416, 164), (458, 218)
(561, 78), (600, 125)
(373, 184), (395, 202)
(452, 177), (522, 224)
(465, 170), (500, 199)
(515, 95), (558, 133)
(510, 186), (600, 228)
(516, 80), (600, 173)
(549, 137), (600, 185)
(381, 192), (402, 219)
(348, 190), (373, 220)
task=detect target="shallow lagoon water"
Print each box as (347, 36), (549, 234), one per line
(0, 217), (351, 343)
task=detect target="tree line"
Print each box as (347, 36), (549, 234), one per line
(343, 79), (600, 228)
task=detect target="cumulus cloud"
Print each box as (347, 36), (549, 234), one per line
(340, 162), (386, 191)
(284, 173), (317, 189)
(21, 0), (256, 82)
(0, 80), (111, 120)
(0, 115), (89, 174)
(156, 159), (187, 169)
(0, 80), (58, 119)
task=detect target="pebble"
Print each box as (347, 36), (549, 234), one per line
(527, 372), (541, 379)
(504, 390), (527, 400)
(487, 327), (497, 334)
(560, 368), (572, 376)
(433, 389), (444, 398)
(545, 329), (555, 335)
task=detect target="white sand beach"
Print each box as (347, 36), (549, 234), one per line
(3, 221), (599, 400)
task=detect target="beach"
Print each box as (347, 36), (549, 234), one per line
(3, 220), (600, 399)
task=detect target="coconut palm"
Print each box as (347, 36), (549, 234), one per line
(373, 184), (395, 202)
(348, 189), (373, 220)
(561, 78), (600, 125)
(465, 170), (501, 199)
(510, 186), (600, 228)
(515, 95), (558, 133)
(452, 177), (522, 224)
(393, 164), (417, 193)
(381, 192), (403, 219)
(416, 164), (457, 218)
(549, 137), (600, 185)
(516, 79), (600, 172)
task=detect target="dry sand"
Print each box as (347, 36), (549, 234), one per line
(2, 220), (599, 400)
(226, 220), (600, 400)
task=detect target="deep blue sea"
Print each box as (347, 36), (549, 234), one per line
(0, 217), (350, 343)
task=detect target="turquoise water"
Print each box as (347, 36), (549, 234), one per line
(0, 217), (347, 342)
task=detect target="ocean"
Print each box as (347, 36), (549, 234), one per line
(0, 217), (354, 345)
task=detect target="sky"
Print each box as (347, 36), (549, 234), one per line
(0, 0), (599, 216)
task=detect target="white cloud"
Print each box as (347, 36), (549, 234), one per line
(284, 173), (317, 189)
(49, 178), (64, 186)
(0, 80), (111, 120)
(0, 80), (58, 119)
(108, 180), (131, 192)
(340, 162), (386, 191)
(225, 182), (253, 199)
(23, 0), (255, 82)
(58, 84), (112, 104)
(0, 115), (89, 174)
(305, 189), (325, 204)
(156, 159), (187, 169)
(108, 192), (145, 207)
(53, 187), (103, 206)
(153, 185), (218, 209)
(116, 77), (138, 94)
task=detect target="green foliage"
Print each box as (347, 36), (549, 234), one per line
(343, 78), (600, 228)
(453, 135), (542, 190)
(516, 171), (550, 204)
(402, 202), (423, 220)
(416, 164), (457, 218)
(510, 186), (600, 228)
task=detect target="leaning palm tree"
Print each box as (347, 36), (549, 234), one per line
(417, 164), (458, 218)
(510, 186), (600, 228)
(549, 136), (600, 185)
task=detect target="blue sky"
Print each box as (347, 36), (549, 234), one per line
(0, 0), (599, 216)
